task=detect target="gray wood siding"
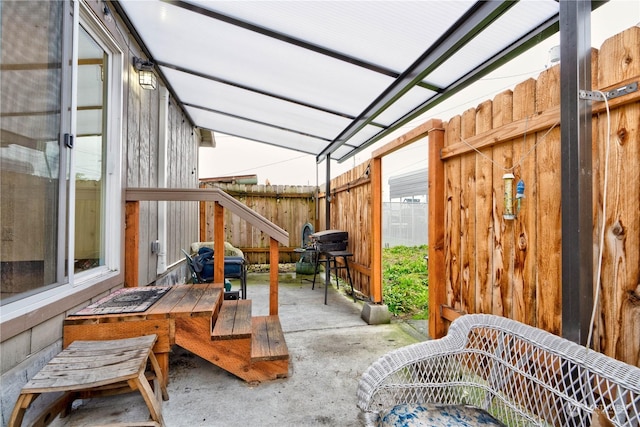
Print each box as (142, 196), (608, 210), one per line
(125, 86), (199, 285)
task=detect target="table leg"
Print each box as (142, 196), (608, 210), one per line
(155, 353), (169, 388)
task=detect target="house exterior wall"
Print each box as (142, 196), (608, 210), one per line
(0, 1), (199, 423)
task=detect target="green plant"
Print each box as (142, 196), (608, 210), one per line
(382, 245), (429, 319)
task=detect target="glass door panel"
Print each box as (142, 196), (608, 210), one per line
(74, 26), (106, 273)
(0, 1), (64, 302)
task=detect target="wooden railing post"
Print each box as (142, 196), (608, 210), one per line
(125, 188), (289, 315)
(125, 201), (140, 287)
(213, 202), (225, 283)
(199, 200), (207, 242)
(269, 238), (279, 315)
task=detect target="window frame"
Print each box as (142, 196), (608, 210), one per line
(70, 2), (123, 287)
(0, 0), (124, 326)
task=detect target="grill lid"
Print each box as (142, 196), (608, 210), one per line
(310, 229), (348, 243)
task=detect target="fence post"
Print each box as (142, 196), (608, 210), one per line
(428, 120), (446, 339)
(370, 157), (383, 303)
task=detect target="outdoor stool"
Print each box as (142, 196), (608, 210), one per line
(312, 250), (355, 304)
(9, 334), (168, 427)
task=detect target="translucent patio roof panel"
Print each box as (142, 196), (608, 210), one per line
(375, 86), (439, 128)
(116, 0), (566, 162)
(186, 0), (476, 72)
(161, 67), (354, 140)
(120, 1), (394, 116)
(185, 106), (329, 155)
(426, 1), (560, 88)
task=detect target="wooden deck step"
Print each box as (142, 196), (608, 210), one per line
(211, 299), (252, 340)
(251, 316), (289, 362)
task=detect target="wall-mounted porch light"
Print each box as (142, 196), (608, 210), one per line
(133, 57), (157, 90)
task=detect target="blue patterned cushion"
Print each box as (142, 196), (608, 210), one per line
(380, 403), (506, 426)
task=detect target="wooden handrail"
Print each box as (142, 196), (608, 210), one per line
(125, 188), (289, 245)
(124, 187), (289, 315)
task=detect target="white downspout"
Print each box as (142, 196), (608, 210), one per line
(157, 86), (169, 274)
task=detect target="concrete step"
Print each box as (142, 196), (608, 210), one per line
(251, 316), (289, 362)
(211, 299), (252, 340)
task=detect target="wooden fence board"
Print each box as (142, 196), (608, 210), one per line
(534, 66), (562, 335)
(460, 108), (477, 314)
(511, 78), (538, 326)
(444, 117), (462, 309)
(475, 100), (494, 315)
(491, 90), (514, 318)
(597, 26), (640, 87)
(201, 183), (317, 265)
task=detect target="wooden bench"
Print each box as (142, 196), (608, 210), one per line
(9, 335), (168, 427)
(357, 314), (640, 426)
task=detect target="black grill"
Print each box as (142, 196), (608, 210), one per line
(310, 229), (348, 252)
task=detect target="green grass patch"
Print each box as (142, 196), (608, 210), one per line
(382, 245), (429, 319)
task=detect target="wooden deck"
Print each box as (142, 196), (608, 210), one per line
(64, 284), (289, 386)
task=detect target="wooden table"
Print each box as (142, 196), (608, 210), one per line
(64, 283), (223, 386)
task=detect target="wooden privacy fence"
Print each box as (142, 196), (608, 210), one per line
(199, 182), (316, 264)
(318, 162), (374, 299)
(196, 27), (638, 369)
(200, 178), (374, 298)
(430, 26), (639, 368)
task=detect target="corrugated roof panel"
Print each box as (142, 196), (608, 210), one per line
(427, 0), (559, 87)
(185, 106), (328, 155)
(374, 86), (438, 127)
(389, 168), (428, 200)
(116, 0), (563, 161)
(187, 0), (475, 72)
(121, 1), (394, 117)
(161, 67), (352, 140)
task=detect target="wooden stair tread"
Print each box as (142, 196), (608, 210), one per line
(211, 299), (252, 340)
(251, 316), (289, 362)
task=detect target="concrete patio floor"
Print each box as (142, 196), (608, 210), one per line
(50, 270), (427, 427)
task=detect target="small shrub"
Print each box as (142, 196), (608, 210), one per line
(383, 245), (429, 319)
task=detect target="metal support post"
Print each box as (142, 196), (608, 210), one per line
(560, 0), (593, 346)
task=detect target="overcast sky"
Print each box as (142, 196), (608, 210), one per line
(199, 0), (640, 188)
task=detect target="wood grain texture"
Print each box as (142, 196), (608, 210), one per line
(212, 300), (252, 340)
(511, 78), (538, 326)
(460, 108), (477, 314)
(491, 90), (514, 318)
(251, 316), (288, 361)
(534, 65), (562, 335)
(125, 201), (140, 288)
(434, 28), (639, 364)
(475, 100), (494, 315)
(444, 117), (461, 311)
(427, 121), (446, 339)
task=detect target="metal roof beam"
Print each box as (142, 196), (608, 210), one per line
(183, 102), (333, 143)
(163, 0), (401, 78)
(317, 0), (516, 162)
(336, 12), (562, 162)
(157, 61), (383, 125)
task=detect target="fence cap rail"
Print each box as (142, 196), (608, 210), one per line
(125, 188), (289, 245)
